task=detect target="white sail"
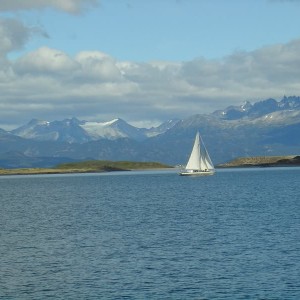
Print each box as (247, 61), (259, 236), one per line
(199, 135), (214, 170)
(180, 132), (215, 176)
(185, 132), (201, 170)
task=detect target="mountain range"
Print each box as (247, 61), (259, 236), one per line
(1, 96), (299, 168)
(10, 117), (179, 142)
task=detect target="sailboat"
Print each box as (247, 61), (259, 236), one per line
(180, 132), (215, 176)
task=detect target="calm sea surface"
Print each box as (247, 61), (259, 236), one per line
(0, 167), (299, 299)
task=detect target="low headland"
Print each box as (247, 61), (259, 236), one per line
(1, 156), (300, 176)
(0, 160), (173, 176)
(218, 155), (300, 168)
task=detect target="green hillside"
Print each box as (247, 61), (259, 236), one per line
(56, 160), (172, 171)
(0, 160), (172, 175)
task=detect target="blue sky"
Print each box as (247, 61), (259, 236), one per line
(1, 0), (300, 129)
(9, 0), (300, 61)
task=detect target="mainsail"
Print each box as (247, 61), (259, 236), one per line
(185, 132), (201, 170)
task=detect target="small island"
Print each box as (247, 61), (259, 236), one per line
(0, 160), (173, 176)
(217, 155), (300, 168)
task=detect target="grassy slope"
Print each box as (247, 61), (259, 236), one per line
(0, 160), (173, 175)
(56, 160), (171, 170)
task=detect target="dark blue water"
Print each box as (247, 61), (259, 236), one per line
(0, 168), (299, 299)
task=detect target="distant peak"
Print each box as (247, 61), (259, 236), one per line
(105, 118), (120, 125)
(81, 118), (125, 128)
(240, 101), (252, 110)
(28, 119), (49, 126)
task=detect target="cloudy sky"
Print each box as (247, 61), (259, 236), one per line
(1, 0), (300, 129)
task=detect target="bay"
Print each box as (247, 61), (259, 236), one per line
(0, 168), (299, 299)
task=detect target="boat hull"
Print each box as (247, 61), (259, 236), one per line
(179, 170), (215, 176)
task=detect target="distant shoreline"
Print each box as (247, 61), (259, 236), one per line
(217, 155), (300, 168)
(1, 156), (300, 176)
(0, 161), (174, 176)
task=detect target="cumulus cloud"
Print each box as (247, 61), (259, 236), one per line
(15, 47), (80, 76)
(0, 0), (98, 14)
(2, 39), (300, 129)
(75, 51), (124, 82)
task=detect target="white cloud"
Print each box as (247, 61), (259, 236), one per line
(75, 51), (124, 82)
(1, 39), (300, 129)
(15, 47), (80, 76)
(0, 0), (98, 14)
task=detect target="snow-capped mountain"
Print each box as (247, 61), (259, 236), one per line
(244, 110), (300, 126)
(213, 96), (300, 120)
(11, 118), (90, 143)
(144, 119), (180, 137)
(11, 117), (179, 143)
(80, 118), (147, 141)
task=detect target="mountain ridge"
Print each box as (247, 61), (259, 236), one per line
(1, 96), (300, 167)
(10, 117), (180, 142)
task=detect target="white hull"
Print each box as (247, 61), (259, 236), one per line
(179, 170), (215, 176)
